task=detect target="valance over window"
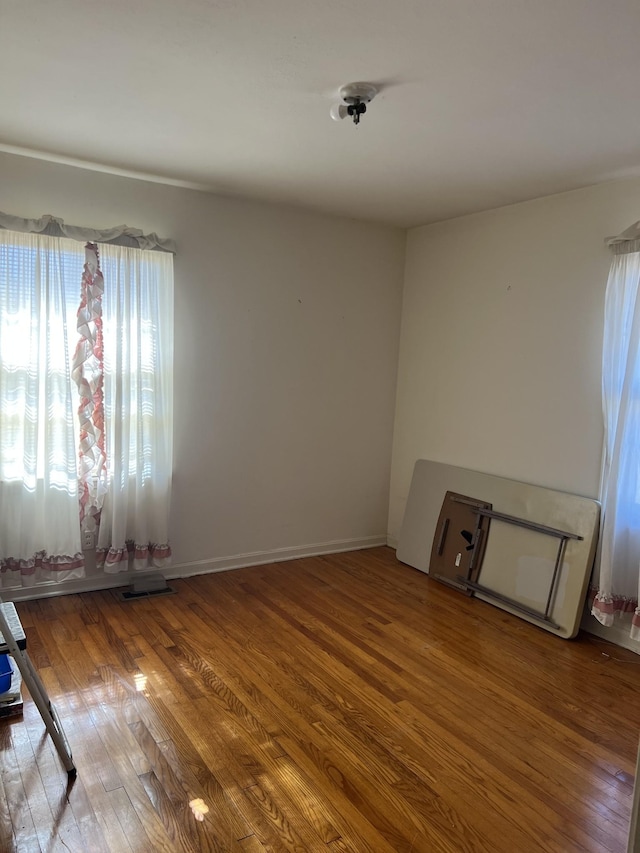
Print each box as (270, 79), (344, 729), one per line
(0, 211), (176, 253)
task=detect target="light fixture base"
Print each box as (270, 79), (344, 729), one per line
(339, 83), (378, 106)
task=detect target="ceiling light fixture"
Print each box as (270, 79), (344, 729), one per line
(330, 82), (378, 126)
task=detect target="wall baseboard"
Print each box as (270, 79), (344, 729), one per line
(3, 535), (388, 602)
(169, 535), (387, 577)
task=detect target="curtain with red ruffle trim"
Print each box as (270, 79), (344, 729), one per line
(590, 589), (640, 641)
(96, 542), (172, 572)
(1, 552), (84, 577)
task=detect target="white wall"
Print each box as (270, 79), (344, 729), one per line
(389, 177), (640, 544)
(0, 152), (405, 579)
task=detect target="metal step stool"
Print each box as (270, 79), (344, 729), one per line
(0, 600), (76, 777)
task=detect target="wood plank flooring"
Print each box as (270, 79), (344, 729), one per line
(1, 546), (639, 852)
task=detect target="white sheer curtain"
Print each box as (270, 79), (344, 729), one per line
(0, 232), (84, 586)
(592, 248), (640, 640)
(0, 225), (174, 587)
(96, 244), (174, 572)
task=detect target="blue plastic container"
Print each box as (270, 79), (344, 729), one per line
(0, 654), (12, 693)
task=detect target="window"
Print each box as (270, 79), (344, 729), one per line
(0, 230), (173, 587)
(0, 236), (81, 487)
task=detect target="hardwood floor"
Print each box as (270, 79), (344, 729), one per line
(1, 546), (639, 852)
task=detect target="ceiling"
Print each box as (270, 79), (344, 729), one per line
(2, 0), (640, 228)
